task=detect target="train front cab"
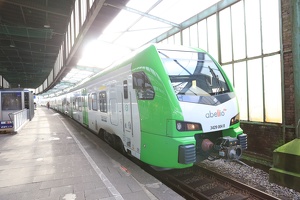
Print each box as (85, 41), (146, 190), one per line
(135, 45), (247, 169)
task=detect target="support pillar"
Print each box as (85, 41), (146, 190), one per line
(269, 0), (300, 191)
(293, 0), (300, 138)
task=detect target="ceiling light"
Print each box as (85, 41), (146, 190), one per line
(44, 23), (50, 28)
(10, 40), (15, 48)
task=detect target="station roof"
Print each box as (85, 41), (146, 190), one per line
(0, 0), (75, 88)
(0, 0), (220, 92)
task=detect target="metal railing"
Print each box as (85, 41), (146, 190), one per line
(8, 109), (29, 132)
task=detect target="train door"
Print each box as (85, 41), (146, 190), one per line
(69, 95), (74, 118)
(109, 86), (118, 126)
(82, 89), (89, 126)
(122, 76), (141, 158)
(72, 92), (81, 122)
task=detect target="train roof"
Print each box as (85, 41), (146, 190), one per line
(54, 44), (208, 95)
(86, 43), (205, 79)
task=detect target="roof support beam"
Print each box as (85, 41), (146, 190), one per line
(0, 0), (69, 17)
(148, 0), (240, 43)
(0, 37), (60, 48)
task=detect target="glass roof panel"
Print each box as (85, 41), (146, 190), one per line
(126, 0), (158, 12)
(113, 16), (171, 49)
(62, 68), (96, 84)
(149, 0), (220, 23)
(115, 26), (170, 49)
(41, 66), (102, 96)
(77, 40), (131, 68)
(130, 16), (172, 30)
(44, 0), (224, 96)
(98, 32), (122, 43)
(103, 10), (140, 33)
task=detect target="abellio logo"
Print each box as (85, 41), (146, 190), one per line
(205, 109), (227, 118)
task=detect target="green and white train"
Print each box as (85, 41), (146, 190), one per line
(47, 44), (247, 169)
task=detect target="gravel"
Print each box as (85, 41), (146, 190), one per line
(198, 159), (300, 200)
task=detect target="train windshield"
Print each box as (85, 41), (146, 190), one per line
(159, 49), (230, 103)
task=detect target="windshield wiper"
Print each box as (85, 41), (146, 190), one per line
(208, 65), (217, 79)
(208, 66), (222, 95)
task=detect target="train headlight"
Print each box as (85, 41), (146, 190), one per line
(176, 121), (202, 131)
(230, 114), (240, 126)
(176, 122), (183, 130)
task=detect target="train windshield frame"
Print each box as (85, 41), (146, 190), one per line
(158, 49), (230, 103)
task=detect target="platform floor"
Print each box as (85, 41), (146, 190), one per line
(0, 107), (184, 200)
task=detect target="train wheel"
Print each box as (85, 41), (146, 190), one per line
(98, 129), (104, 140)
(103, 130), (116, 147)
(114, 135), (126, 155)
(99, 129), (126, 155)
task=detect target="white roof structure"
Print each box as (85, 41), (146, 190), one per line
(43, 0), (221, 96)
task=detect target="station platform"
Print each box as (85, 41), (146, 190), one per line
(0, 106), (184, 200)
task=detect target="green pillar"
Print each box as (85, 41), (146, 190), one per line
(293, 0), (300, 138)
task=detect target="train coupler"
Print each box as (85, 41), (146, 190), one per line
(214, 136), (242, 160)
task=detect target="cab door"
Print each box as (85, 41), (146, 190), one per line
(122, 77), (141, 158)
(122, 80), (132, 138)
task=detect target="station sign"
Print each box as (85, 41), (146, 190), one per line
(0, 121), (13, 129)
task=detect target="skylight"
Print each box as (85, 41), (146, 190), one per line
(45, 0), (221, 96)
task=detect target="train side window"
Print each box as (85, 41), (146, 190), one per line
(133, 71), (155, 100)
(99, 91), (107, 113)
(82, 96), (85, 111)
(62, 98), (67, 107)
(91, 93), (98, 111)
(123, 80), (128, 99)
(78, 97), (82, 111)
(75, 98), (78, 111)
(88, 94), (92, 110)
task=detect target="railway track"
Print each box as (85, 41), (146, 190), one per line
(144, 165), (280, 200)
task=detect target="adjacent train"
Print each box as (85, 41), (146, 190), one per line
(45, 44), (247, 169)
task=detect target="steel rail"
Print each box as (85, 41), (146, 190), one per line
(197, 166), (281, 200)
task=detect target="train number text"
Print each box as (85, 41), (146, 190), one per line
(210, 124), (225, 130)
